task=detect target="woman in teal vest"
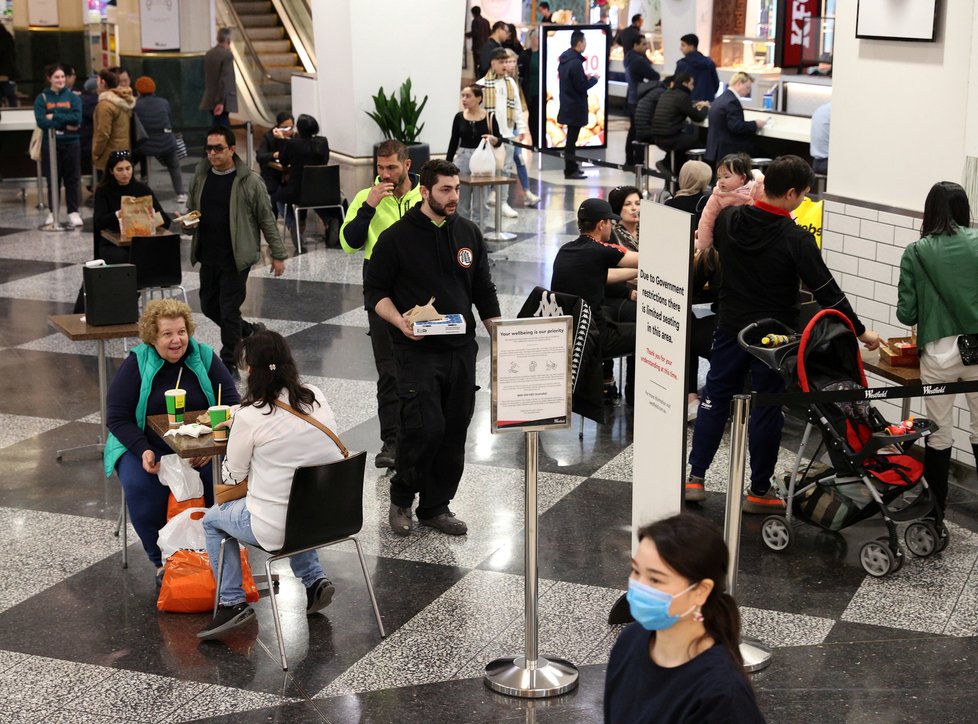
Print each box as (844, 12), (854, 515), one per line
(104, 299), (239, 585)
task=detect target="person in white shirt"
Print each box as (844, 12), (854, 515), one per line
(479, 47), (529, 218)
(198, 330), (344, 639)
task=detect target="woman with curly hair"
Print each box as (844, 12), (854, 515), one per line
(104, 299), (238, 584)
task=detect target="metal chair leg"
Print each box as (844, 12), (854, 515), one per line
(120, 487), (128, 569)
(292, 204), (303, 254)
(265, 556), (289, 670)
(578, 413), (584, 440)
(351, 537), (386, 638)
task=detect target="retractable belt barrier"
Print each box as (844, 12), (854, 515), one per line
(498, 137), (669, 180)
(750, 378), (978, 408)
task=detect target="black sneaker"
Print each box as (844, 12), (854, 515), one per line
(655, 160), (674, 180)
(375, 442), (396, 469)
(196, 603), (255, 639)
(603, 382), (621, 406)
(306, 578), (336, 614)
(243, 321), (267, 339)
(419, 511), (468, 536)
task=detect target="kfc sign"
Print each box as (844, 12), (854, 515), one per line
(781, 0), (819, 67)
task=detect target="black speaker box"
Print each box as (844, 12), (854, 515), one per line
(83, 264), (138, 326)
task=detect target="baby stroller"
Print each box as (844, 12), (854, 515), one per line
(739, 309), (947, 577)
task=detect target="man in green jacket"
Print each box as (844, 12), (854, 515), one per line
(186, 125), (287, 373)
(340, 139), (422, 469)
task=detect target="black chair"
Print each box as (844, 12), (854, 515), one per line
(213, 449), (385, 670)
(291, 165), (346, 254)
(128, 234), (187, 307)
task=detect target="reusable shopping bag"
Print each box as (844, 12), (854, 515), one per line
(157, 549), (259, 613)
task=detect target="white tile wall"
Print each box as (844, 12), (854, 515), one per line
(822, 198), (973, 465)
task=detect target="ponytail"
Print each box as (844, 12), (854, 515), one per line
(699, 589), (743, 669)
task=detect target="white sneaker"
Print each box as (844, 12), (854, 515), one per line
(524, 190), (540, 206)
(486, 190), (496, 206)
(176, 193), (188, 205)
(500, 202), (519, 219)
(68, 212), (83, 227)
(43, 213), (54, 226)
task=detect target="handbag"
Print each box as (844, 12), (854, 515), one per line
(469, 138), (497, 176)
(911, 245), (978, 365)
(29, 127), (43, 161)
(131, 111), (148, 149)
(174, 132), (188, 160)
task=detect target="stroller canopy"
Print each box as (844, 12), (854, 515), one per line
(797, 309), (868, 393)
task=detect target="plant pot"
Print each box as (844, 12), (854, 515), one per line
(372, 142), (430, 176)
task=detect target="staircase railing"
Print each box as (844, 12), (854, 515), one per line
(270, 0), (316, 72)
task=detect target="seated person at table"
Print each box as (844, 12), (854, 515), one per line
(103, 299), (238, 585)
(94, 148), (171, 263)
(256, 111), (294, 215)
(274, 113), (339, 247)
(198, 330), (342, 639)
(73, 149), (171, 312)
(551, 198), (639, 405)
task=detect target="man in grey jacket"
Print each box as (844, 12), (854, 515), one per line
(200, 28), (236, 126)
(186, 126), (287, 373)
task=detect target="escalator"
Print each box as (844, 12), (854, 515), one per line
(216, 0), (315, 126)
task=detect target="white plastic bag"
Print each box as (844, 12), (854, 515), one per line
(157, 454), (205, 502)
(157, 507), (209, 562)
(469, 138), (497, 176)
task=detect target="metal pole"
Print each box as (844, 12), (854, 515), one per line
(98, 339), (108, 445)
(724, 394), (772, 673)
(485, 430), (579, 697)
(42, 129), (69, 231)
(35, 157), (46, 209)
(524, 430), (539, 668)
(245, 121), (254, 169)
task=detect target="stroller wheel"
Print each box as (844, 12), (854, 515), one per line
(761, 516), (791, 551)
(859, 540), (895, 577)
(905, 522), (939, 558)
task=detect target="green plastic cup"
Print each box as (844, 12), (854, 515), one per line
(165, 389), (186, 427)
(209, 405), (230, 441)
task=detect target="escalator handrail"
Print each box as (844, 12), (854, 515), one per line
(270, 0), (316, 72)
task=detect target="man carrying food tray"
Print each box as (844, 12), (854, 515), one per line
(183, 125), (287, 376)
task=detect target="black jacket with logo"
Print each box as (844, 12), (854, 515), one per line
(364, 205), (500, 350)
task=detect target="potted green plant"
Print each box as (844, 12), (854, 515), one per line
(367, 78), (431, 171)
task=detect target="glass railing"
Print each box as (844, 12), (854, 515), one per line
(271, 0), (316, 72)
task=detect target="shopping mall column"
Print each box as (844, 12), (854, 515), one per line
(310, 0), (465, 192)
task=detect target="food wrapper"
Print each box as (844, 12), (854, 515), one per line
(404, 297), (444, 323)
(163, 423), (212, 438)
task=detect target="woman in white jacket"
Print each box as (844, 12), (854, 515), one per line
(198, 330), (344, 639)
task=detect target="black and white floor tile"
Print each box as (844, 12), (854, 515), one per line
(2, 137), (978, 722)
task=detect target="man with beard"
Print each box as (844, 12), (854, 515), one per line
(364, 160), (500, 537)
(341, 140), (423, 471)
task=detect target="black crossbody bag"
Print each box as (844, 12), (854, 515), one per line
(911, 245), (978, 365)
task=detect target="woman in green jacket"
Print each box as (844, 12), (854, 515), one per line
(897, 181), (978, 510)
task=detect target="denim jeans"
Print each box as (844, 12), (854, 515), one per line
(202, 499), (325, 606)
(687, 328), (785, 493)
(513, 146), (529, 191)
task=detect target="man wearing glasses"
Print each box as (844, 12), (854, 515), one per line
(185, 125), (287, 375)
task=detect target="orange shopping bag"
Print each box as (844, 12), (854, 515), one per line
(166, 493), (205, 521)
(157, 548), (259, 613)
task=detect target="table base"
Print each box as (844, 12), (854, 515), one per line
(40, 222), (73, 232)
(56, 440), (105, 460)
(484, 231), (517, 241)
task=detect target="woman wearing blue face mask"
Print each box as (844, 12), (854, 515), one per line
(604, 513), (765, 723)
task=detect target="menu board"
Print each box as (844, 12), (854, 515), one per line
(540, 24), (610, 150)
(491, 317), (572, 433)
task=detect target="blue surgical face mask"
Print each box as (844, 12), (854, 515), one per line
(627, 578), (697, 631)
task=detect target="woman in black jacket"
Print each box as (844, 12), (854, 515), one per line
(132, 76), (185, 203)
(73, 150), (171, 312)
(257, 111), (294, 214)
(274, 114), (336, 247)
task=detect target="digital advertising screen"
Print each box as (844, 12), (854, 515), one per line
(540, 25), (610, 150)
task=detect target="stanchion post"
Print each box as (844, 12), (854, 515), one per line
(724, 394), (772, 673)
(484, 430), (579, 697)
(42, 129), (69, 231)
(245, 121), (254, 168)
(35, 157), (46, 209)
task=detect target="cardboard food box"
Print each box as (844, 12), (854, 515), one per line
(413, 314), (466, 336)
(880, 336), (919, 367)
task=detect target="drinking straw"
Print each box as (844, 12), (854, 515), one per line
(218, 384), (222, 407)
(175, 367), (183, 390)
